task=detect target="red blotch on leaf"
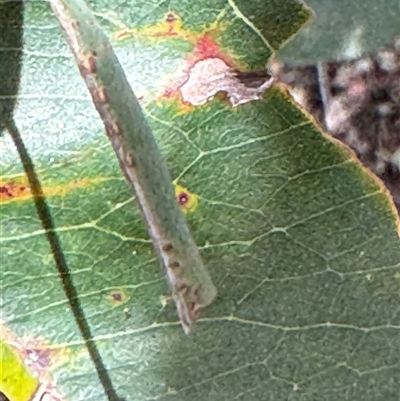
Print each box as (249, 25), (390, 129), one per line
(193, 34), (227, 62)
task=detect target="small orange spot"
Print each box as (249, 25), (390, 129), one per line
(175, 184), (199, 214)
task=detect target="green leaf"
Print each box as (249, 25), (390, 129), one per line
(1, 1), (399, 401)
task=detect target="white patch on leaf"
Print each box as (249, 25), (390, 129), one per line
(180, 58), (274, 107)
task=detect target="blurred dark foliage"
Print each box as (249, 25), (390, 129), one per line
(0, 0), (24, 132)
(0, 392), (10, 401)
(273, 39), (400, 214)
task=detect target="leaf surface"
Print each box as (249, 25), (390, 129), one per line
(1, 1), (399, 400)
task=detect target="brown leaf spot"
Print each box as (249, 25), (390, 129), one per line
(166, 13), (177, 22)
(112, 293), (122, 302)
(107, 289), (129, 306)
